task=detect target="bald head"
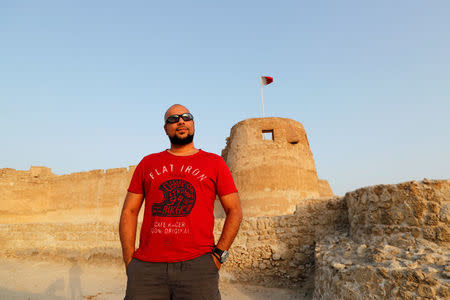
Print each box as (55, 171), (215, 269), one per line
(163, 104), (195, 146)
(164, 104), (191, 121)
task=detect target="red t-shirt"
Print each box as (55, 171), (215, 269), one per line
(127, 149), (237, 262)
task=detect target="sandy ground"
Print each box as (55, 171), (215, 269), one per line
(0, 258), (311, 300)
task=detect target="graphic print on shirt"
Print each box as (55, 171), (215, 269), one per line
(152, 179), (196, 217)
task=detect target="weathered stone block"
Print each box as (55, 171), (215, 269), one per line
(418, 284), (436, 298)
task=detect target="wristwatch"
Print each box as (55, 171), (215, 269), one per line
(212, 247), (229, 263)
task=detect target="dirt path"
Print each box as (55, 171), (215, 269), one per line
(0, 258), (311, 300)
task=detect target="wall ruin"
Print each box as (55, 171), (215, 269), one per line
(314, 179), (450, 299)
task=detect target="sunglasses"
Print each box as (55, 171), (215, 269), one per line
(165, 113), (194, 124)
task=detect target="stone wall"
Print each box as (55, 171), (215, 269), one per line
(347, 179), (449, 246)
(216, 196), (347, 287)
(313, 180), (450, 299)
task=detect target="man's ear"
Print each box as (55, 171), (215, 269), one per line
(164, 124), (168, 135)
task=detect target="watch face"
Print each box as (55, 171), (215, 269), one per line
(221, 250), (229, 263)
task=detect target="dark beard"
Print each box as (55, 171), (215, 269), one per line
(169, 133), (194, 145)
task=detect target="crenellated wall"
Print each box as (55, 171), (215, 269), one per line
(0, 166), (135, 224)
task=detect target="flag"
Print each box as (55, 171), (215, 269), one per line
(260, 76), (273, 86)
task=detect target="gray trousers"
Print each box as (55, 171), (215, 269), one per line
(124, 253), (221, 300)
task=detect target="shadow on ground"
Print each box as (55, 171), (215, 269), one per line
(0, 287), (66, 300)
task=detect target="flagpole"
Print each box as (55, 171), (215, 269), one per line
(260, 76), (273, 118)
(261, 79), (265, 117)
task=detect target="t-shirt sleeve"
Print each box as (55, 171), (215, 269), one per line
(216, 156), (238, 197)
(127, 160), (145, 194)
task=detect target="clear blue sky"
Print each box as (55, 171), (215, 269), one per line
(1, 1), (449, 195)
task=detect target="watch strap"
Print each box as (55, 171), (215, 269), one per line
(212, 247), (225, 263)
(212, 251), (221, 262)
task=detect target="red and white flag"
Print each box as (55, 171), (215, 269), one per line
(260, 76), (273, 86)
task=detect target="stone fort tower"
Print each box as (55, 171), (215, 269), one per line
(219, 117), (333, 217)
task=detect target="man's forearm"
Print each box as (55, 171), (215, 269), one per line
(119, 210), (138, 266)
(216, 206), (243, 250)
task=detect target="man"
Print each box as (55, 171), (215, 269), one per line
(119, 104), (243, 300)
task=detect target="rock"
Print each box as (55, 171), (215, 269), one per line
(356, 244), (367, 257)
(418, 284), (436, 298)
(341, 259), (352, 266)
(272, 253), (281, 260)
(331, 262), (345, 270)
